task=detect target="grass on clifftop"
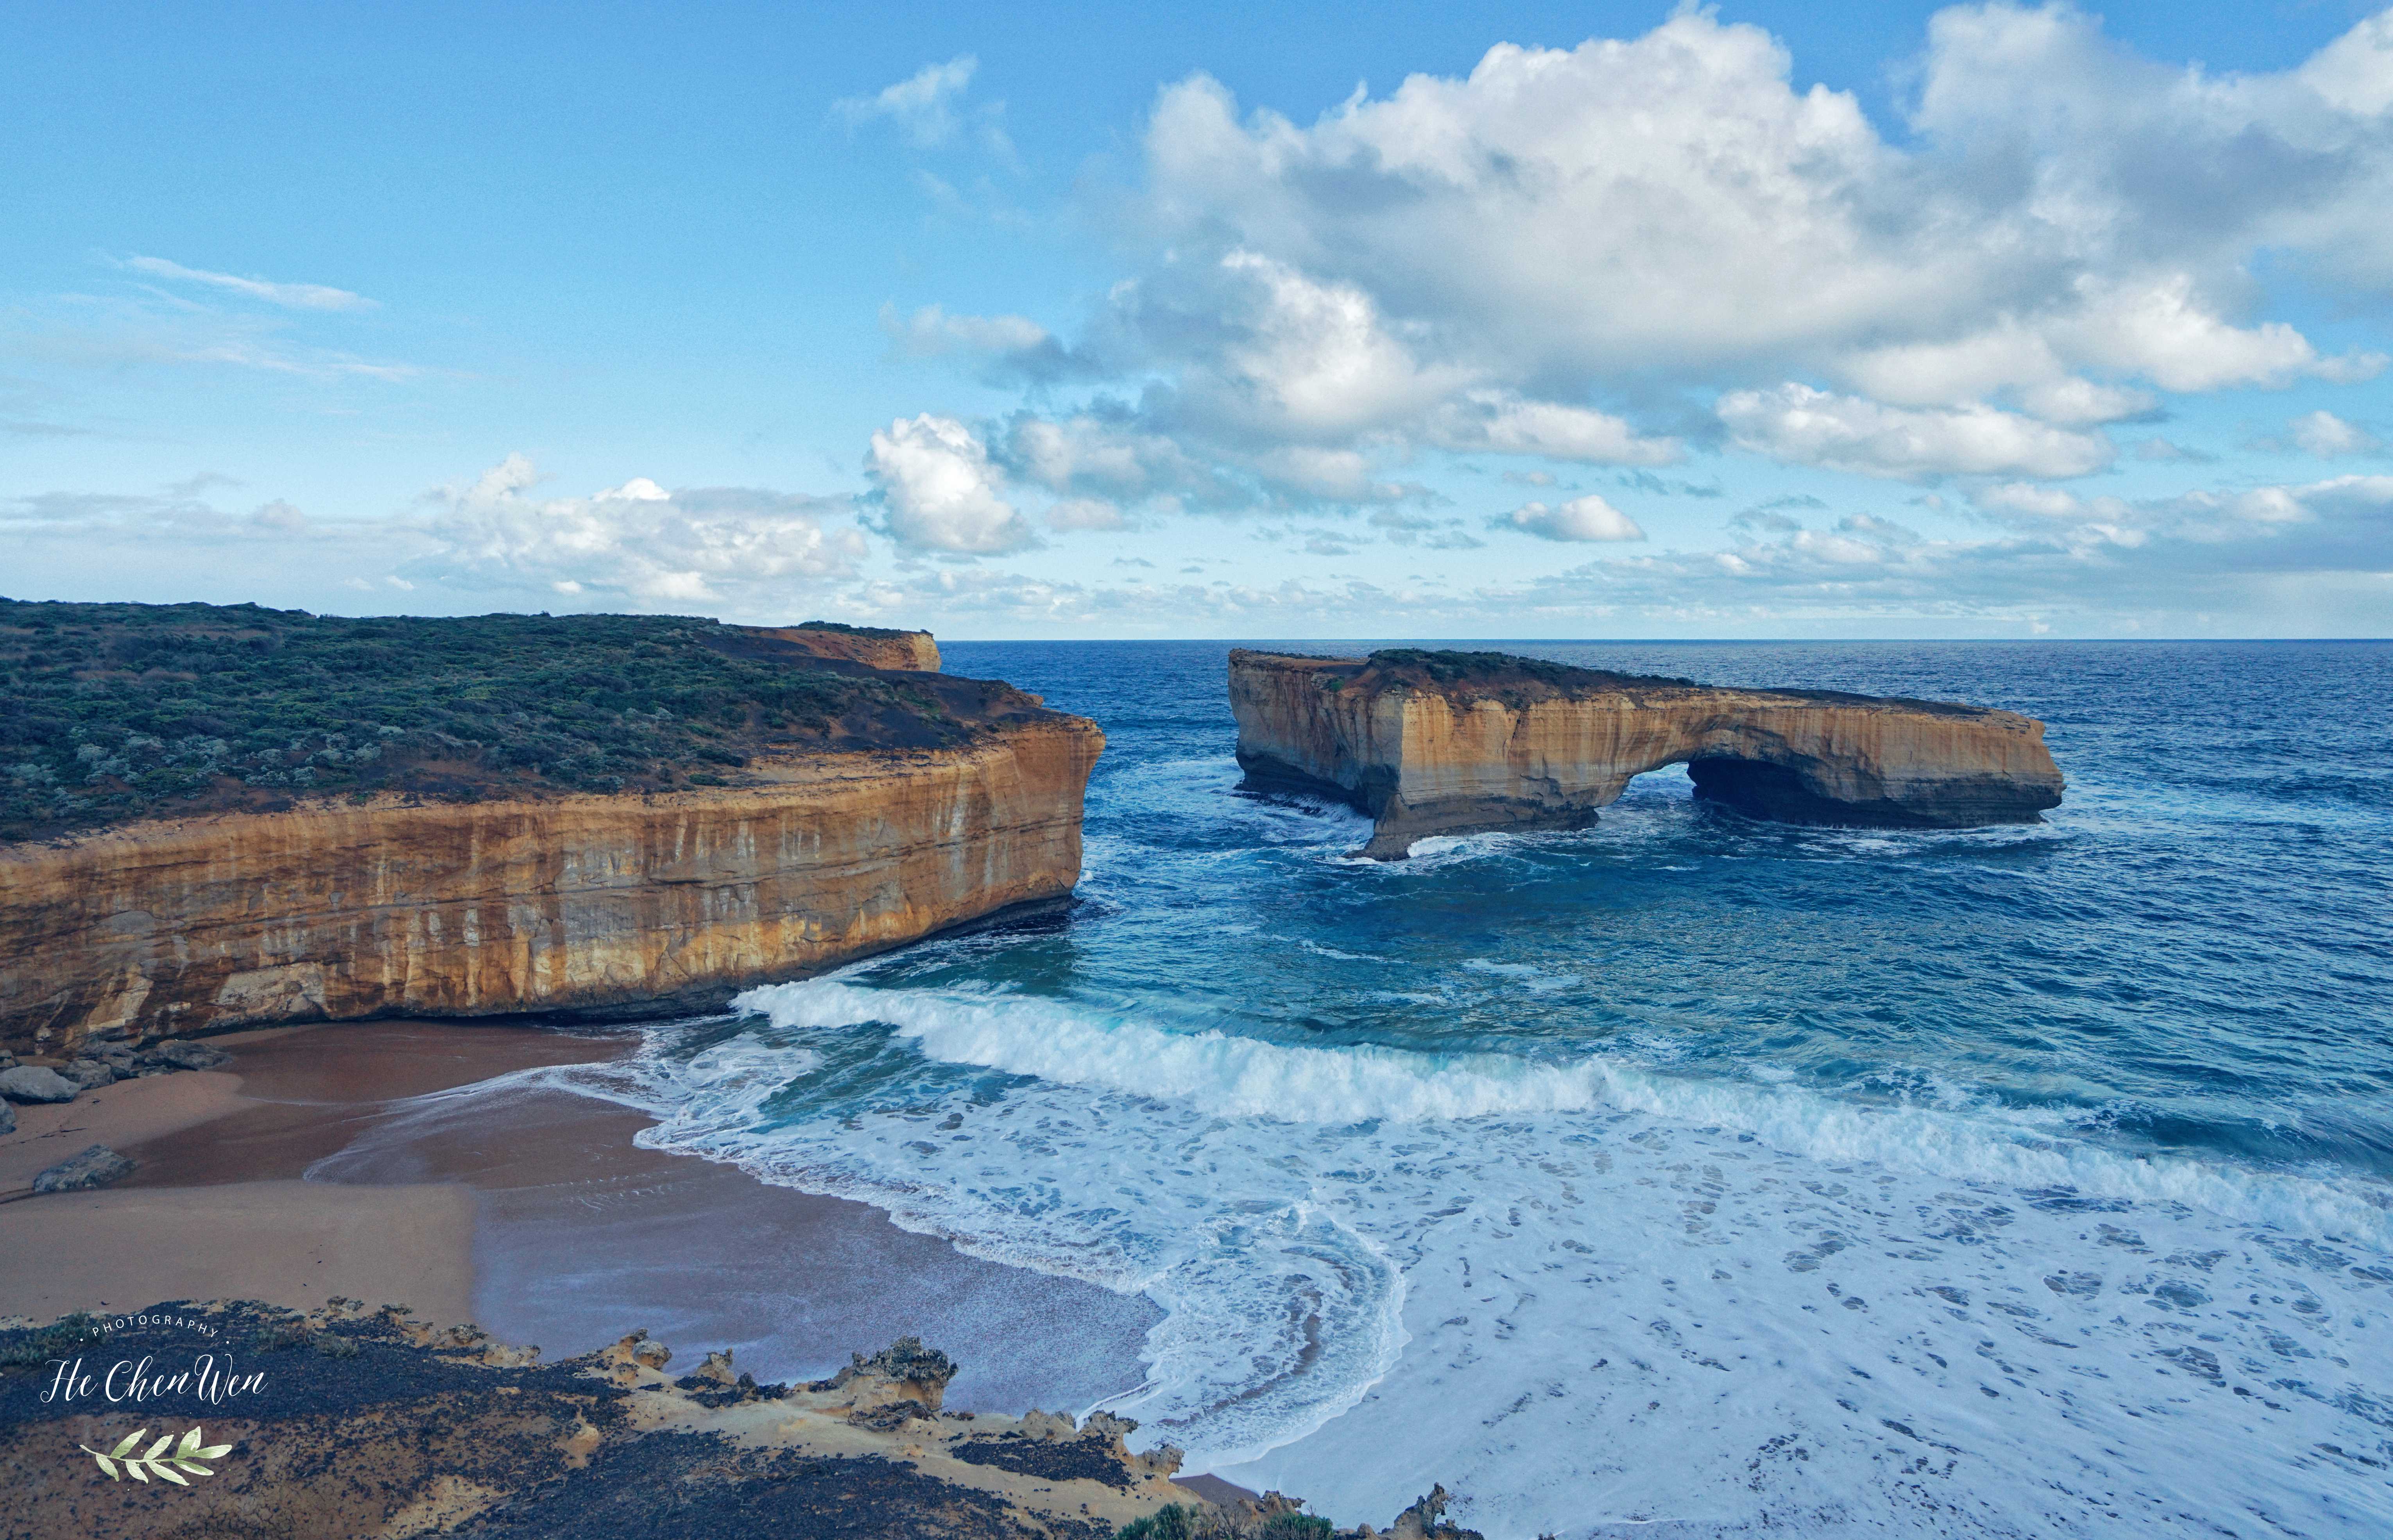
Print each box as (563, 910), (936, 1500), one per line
(1365, 647), (1699, 690)
(0, 599), (1019, 842)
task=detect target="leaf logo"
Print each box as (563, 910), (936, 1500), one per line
(79, 1426), (234, 1484)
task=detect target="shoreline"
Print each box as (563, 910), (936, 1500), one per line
(0, 1018), (1162, 1416)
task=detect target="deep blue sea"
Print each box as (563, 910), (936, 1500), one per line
(588, 642), (2393, 1536)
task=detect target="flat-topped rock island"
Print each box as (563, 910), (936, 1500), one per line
(1230, 648), (2065, 859)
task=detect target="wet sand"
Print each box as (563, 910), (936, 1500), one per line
(0, 1020), (1161, 1416)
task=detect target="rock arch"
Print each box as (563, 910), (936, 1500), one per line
(1229, 649), (2065, 859)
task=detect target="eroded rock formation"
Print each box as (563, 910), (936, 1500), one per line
(0, 714), (1100, 1057)
(1231, 649), (2064, 859)
(0, 1303), (1462, 1539)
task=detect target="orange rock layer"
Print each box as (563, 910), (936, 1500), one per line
(1230, 650), (2064, 859)
(0, 716), (1100, 1056)
(755, 624), (942, 671)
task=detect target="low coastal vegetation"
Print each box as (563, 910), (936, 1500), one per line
(0, 598), (1026, 842)
(1362, 647), (1700, 691)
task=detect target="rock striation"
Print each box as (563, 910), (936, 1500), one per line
(1231, 648), (2064, 859)
(0, 714), (1100, 1057)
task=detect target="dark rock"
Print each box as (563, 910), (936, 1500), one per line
(31, 1144), (136, 1193)
(808, 1334), (959, 1402)
(61, 1057), (120, 1090)
(0, 1065), (78, 1104)
(157, 1038), (234, 1070)
(0, 1100), (14, 1136)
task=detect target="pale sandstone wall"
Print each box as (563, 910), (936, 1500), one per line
(1229, 651), (2063, 857)
(0, 717), (1098, 1056)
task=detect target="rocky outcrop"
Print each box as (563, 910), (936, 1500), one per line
(1232, 649), (2064, 859)
(757, 622), (942, 672)
(0, 715), (1100, 1057)
(0, 1303), (1461, 1540)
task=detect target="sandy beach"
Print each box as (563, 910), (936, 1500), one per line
(0, 1020), (1159, 1415)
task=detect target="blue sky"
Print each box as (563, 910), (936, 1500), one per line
(5, 2), (2391, 637)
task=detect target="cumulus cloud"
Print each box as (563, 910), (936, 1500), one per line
(1497, 494), (1646, 543)
(867, 414), (1039, 553)
(120, 256), (375, 311)
(1137, 6), (2393, 397)
(917, 5), (2393, 513)
(2289, 410), (2383, 457)
(1718, 385), (2115, 480)
(425, 453), (868, 601)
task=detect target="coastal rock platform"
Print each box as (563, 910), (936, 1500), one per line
(0, 1302), (1477, 1539)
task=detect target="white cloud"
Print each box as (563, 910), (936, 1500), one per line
(1719, 384), (2114, 480)
(867, 414), (1038, 553)
(1972, 471), (2393, 543)
(121, 256), (375, 311)
(1003, 4), (2393, 509)
(883, 303), (1050, 359)
(1046, 497), (1127, 531)
(1191, 251), (1474, 440)
(834, 56), (1011, 156)
(1423, 390), (1680, 465)
(2290, 410), (2383, 457)
(426, 454), (868, 601)
(1497, 494), (1646, 543)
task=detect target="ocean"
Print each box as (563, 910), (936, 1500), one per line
(552, 640), (2393, 1536)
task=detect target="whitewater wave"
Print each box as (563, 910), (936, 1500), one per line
(730, 978), (2393, 1245)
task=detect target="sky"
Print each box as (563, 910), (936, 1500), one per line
(5, 1), (2391, 639)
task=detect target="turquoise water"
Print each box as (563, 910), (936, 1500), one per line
(586, 642), (2393, 1536)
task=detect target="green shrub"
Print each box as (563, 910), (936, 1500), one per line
(1111, 1504), (1331, 1539)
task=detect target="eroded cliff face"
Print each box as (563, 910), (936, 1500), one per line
(755, 624), (942, 672)
(0, 716), (1099, 1057)
(1230, 649), (2063, 859)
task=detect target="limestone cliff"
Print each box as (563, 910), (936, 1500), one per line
(1231, 649), (2064, 859)
(0, 714), (1100, 1057)
(757, 622), (942, 672)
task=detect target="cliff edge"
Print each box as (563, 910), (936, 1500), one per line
(756, 621), (942, 672)
(1230, 648), (2063, 859)
(0, 602), (1098, 1057)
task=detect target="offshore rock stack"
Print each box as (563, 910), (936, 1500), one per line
(1230, 648), (2064, 859)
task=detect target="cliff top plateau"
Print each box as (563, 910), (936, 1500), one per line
(1258, 646), (1989, 717)
(0, 600), (1003, 844)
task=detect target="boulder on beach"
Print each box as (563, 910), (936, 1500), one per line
(0, 1065), (77, 1104)
(31, 1144), (136, 1193)
(156, 1039), (233, 1071)
(61, 1057), (119, 1089)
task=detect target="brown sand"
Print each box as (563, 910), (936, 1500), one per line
(0, 1068), (249, 1192)
(0, 1022), (615, 1326)
(0, 1180), (475, 1322)
(3, 1019), (1163, 1418)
